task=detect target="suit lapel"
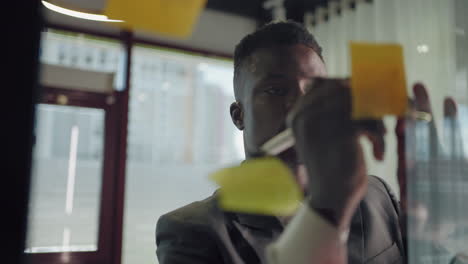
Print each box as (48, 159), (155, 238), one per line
(347, 203), (365, 263)
(228, 212), (283, 264)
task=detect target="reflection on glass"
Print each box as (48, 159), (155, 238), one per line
(406, 0), (468, 261)
(123, 46), (244, 264)
(25, 105), (104, 253)
(406, 106), (468, 263)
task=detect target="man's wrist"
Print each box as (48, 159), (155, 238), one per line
(308, 206), (340, 227)
(306, 194), (339, 226)
(306, 195), (350, 229)
(305, 200), (351, 244)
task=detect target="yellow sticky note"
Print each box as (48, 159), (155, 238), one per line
(104, 0), (207, 38)
(350, 43), (408, 119)
(209, 157), (302, 216)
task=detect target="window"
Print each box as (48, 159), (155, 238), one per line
(39, 29), (125, 91)
(122, 45), (243, 264)
(26, 105), (104, 254)
(25, 29), (124, 264)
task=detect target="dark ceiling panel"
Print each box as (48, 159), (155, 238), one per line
(285, 0), (329, 22)
(206, 0), (264, 19)
(206, 0), (330, 23)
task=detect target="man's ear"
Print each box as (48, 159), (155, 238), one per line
(230, 101), (244, 130)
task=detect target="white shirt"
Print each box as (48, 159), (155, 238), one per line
(266, 204), (349, 264)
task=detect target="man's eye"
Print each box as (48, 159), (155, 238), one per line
(264, 87), (287, 96)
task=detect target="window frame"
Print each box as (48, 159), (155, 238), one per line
(25, 86), (121, 264)
(25, 22), (232, 264)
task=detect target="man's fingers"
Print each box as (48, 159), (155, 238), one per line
(443, 97), (465, 158)
(355, 120), (386, 161)
(362, 132), (385, 161)
(444, 97), (458, 117)
(413, 83), (441, 157)
(288, 78), (351, 129)
(413, 83), (432, 114)
(395, 118), (411, 214)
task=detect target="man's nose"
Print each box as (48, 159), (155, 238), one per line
(285, 80), (310, 110)
(299, 78), (312, 95)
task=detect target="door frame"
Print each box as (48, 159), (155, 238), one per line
(24, 86), (122, 264)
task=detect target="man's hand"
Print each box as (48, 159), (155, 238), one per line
(397, 83), (468, 249)
(287, 78), (385, 229)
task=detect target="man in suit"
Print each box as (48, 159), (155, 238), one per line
(155, 21), (405, 264)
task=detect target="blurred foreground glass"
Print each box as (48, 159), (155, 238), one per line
(122, 45), (244, 264)
(405, 105), (468, 263)
(26, 105), (104, 253)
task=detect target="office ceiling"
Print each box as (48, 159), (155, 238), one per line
(48, 0), (331, 23)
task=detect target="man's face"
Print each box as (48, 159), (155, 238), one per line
(231, 44), (327, 167)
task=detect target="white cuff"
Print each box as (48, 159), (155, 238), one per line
(266, 204), (349, 264)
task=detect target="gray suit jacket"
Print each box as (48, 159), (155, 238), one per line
(156, 176), (405, 264)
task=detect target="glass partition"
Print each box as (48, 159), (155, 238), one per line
(26, 105), (105, 253)
(123, 45), (243, 264)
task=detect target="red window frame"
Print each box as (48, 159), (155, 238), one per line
(25, 22), (231, 264)
(24, 86), (125, 264)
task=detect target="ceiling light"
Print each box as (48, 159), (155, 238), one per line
(42, 1), (124, 23)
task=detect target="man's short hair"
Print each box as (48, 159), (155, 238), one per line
(233, 20), (323, 100)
